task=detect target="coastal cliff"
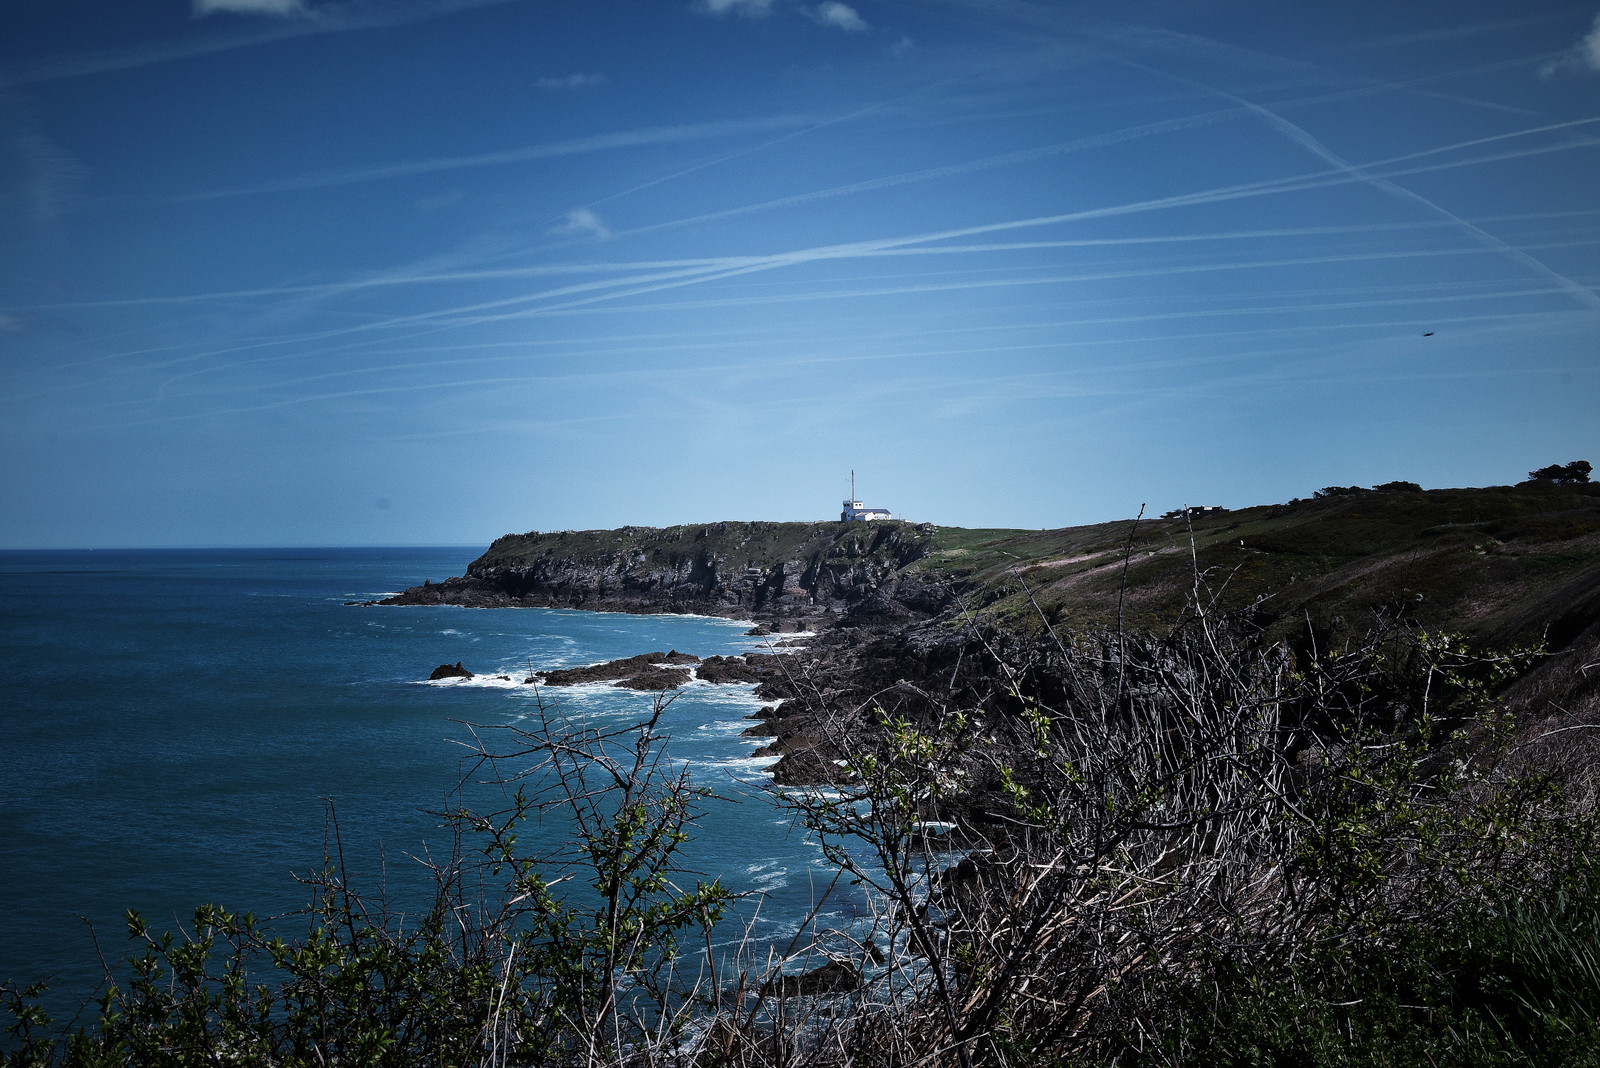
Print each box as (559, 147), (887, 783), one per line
(385, 483), (1600, 653)
(385, 484), (1600, 786)
(383, 520), (951, 624)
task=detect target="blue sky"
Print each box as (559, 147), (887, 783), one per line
(2, 0), (1597, 546)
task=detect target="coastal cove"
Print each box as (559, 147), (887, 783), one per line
(0, 548), (850, 1015)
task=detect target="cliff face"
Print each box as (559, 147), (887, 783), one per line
(383, 520), (952, 622)
(384, 485), (1600, 650)
(380, 485), (1600, 785)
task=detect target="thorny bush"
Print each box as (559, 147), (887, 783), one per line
(5, 604), (1599, 1067)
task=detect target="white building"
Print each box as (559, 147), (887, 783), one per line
(840, 471), (891, 521)
(841, 498), (892, 522)
(1161, 505), (1229, 520)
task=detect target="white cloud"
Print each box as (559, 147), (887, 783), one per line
(698, 0), (777, 17)
(1541, 11), (1600, 76)
(1583, 13), (1600, 69)
(548, 207), (610, 240)
(810, 2), (867, 31)
(194, 0), (308, 16)
(536, 72), (607, 90)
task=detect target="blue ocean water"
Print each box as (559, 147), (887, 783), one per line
(0, 548), (848, 1014)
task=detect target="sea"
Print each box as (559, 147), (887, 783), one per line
(0, 547), (855, 1019)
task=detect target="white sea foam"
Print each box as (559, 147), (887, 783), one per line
(530, 679), (671, 701)
(525, 605), (757, 626)
(696, 718), (757, 734)
(754, 872), (790, 892)
(682, 682), (759, 703)
(415, 673), (527, 690)
(704, 753), (782, 773)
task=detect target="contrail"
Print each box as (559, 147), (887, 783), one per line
(29, 118), (1596, 313)
(155, 116), (816, 203)
(1221, 92), (1600, 313)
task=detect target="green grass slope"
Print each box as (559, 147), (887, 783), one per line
(902, 482), (1600, 649)
(461, 484), (1600, 653)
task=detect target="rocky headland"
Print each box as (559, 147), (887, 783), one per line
(387, 482), (1600, 787)
(382, 520), (946, 626)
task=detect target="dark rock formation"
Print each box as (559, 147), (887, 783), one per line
(771, 960), (862, 997)
(615, 667), (692, 691)
(535, 651), (699, 688)
(429, 662), (473, 680)
(695, 655), (765, 684)
(380, 520), (943, 625)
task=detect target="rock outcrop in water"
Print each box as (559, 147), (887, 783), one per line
(533, 651), (700, 690)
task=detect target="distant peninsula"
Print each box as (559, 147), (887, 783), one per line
(382, 481), (1600, 786)
(383, 482), (1600, 653)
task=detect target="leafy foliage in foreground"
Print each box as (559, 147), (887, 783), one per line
(4, 701), (733, 1067)
(6, 608), (1600, 1066)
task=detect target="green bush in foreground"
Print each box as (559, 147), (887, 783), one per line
(6, 609), (1599, 1067)
(4, 700), (733, 1067)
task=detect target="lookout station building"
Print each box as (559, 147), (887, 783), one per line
(842, 498), (891, 522)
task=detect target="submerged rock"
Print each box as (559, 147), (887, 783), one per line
(614, 667), (693, 691)
(695, 655), (763, 684)
(771, 960), (862, 997)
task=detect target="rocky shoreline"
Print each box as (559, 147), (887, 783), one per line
(416, 627), (950, 787)
(380, 521), (974, 786)
(377, 487), (1600, 790)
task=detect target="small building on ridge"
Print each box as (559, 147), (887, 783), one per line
(841, 498), (892, 522)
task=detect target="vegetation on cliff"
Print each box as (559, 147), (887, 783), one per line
(388, 481), (1600, 658)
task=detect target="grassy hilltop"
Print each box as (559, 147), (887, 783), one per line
(451, 480), (1600, 654)
(914, 480), (1600, 647)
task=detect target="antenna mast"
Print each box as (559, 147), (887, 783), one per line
(851, 469), (855, 501)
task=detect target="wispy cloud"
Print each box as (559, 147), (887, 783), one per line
(2, 0), (526, 89)
(536, 72), (607, 89)
(1344, 12), (1574, 51)
(547, 207), (611, 240)
(1213, 89), (1600, 312)
(0, 94), (87, 227)
(193, 0), (309, 16)
(698, 0), (777, 17)
(809, 2), (867, 32)
(151, 115), (812, 202)
(1541, 11), (1600, 76)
